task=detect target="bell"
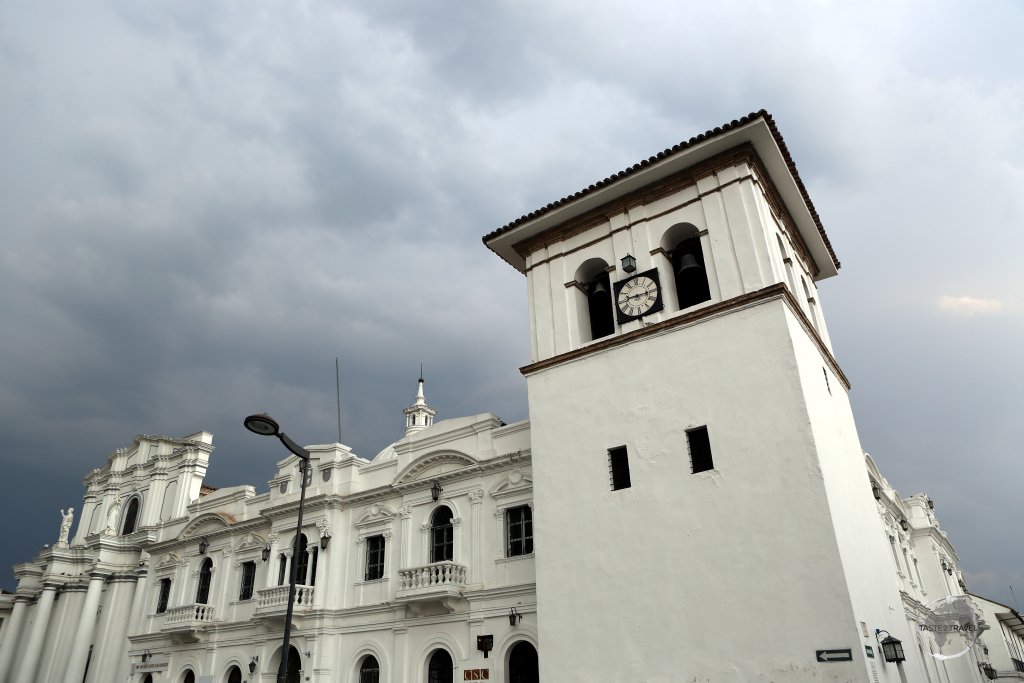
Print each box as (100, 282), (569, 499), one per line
(676, 253), (703, 275)
(591, 279), (608, 295)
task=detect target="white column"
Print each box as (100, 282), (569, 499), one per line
(13, 583), (58, 683)
(86, 575), (136, 683)
(0, 597), (29, 683)
(265, 535), (279, 588)
(126, 565), (150, 637)
(283, 550), (293, 586)
(62, 573), (105, 683)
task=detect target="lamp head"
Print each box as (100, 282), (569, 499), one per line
(244, 413), (280, 436)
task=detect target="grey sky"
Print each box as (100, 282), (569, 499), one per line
(1, 1), (1020, 605)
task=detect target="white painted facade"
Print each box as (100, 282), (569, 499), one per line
(0, 112), (1002, 682)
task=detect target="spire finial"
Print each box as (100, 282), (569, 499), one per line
(404, 365), (436, 436)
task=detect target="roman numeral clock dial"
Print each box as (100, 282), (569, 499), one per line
(613, 268), (664, 324)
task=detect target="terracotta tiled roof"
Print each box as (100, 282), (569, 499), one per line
(483, 109), (839, 270)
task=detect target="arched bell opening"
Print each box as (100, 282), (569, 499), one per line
(662, 223), (711, 311)
(573, 258), (614, 342)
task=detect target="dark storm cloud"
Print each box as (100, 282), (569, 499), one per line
(0, 0), (1021, 608)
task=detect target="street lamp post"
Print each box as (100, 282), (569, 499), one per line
(244, 413), (311, 683)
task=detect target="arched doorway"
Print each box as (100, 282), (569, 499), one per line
(430, 508), (454, 562)
(195, 558), (213, 604)
(226, 665), (242, 683)
(427, 648), (453, 683)
(142, 675), (153, 683)
(507, 641), (538, 683)
(182, 671), (196, 683)
(359, 654), (380, 683)
(283, 645), (301, 683)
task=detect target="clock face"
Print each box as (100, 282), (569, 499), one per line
(613, 268), (663, 322)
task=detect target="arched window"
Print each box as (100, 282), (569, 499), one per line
(508, 641), (539, 683)
(143, 675), (153, 683)
(359, 655), (381, 683)
(574, 258), (614, 342)
(121, 497), (140, 535)
(226, 666), (242, 683)
(427, 649), (453, 683)
(183, 671), (196, 683)
(195, 558), (213, 604)
(293, 534), (310, 584)
(430, 507), (454, 563)
(278, 554), (287, 585)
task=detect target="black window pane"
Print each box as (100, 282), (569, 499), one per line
(365, 535), (385, 581)
(609, 446), (631, 490)
(506, 506), (533, 557)
(359, 655), (380, 683)
(156, 578), (171, 614)
(430, 508), (454, 562)
(239, 561), (256, 600)
(688, 426), (714, 473)
(196, 559), (213, 604)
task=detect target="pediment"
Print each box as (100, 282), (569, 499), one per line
(180, 513), (234, 538)
(488, 469), (533, 499)
(234, 532), (267, 552)
(394, 450), (479, 486)
(156, 552), (182, 569)
(355, 503), (397, 527)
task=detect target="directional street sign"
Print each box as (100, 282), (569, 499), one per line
(816, 648), (853, 663)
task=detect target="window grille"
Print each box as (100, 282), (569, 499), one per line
(365, 535), (385, 581)
(506, 506), (533, 557)
(239, 561), (256, 600)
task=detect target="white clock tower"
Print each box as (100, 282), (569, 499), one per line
(485, 111), (917, 681)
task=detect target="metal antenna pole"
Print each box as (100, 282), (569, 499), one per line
(335, 358), (342, 443)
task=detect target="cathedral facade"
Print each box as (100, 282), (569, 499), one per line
(0, 111), (1017, 683)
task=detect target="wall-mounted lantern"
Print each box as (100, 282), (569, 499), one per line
(198, 537), (209, 555)
(142, 650), (151, 662)
(431, 480), (443, 502)
(876, 630), (905, 663)
(980, 662), (997, 680)
(620, 254), (637, 274)
(899, 518), (909, 532)
(509, 606), (523, 627)
(320, 533), (330, 550)
(262, 544), (271, 562)
(249, 656), (259, 675)
(872, 483), (881, 500)
(477, 635), (493, 659)
(927, 498), (935, 509)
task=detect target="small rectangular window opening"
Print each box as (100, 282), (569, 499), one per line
(687, 426), (714, 473)
(608, 446), (631, 490)
(822, 367), (831, 395)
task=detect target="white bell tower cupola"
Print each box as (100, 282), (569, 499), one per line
(403, 366), (436, 436)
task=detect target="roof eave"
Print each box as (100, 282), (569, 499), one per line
(484, 114), (839, 280)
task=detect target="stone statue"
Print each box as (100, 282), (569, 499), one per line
(104, 501), (121, 535)
(58, 508), (74, 546)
